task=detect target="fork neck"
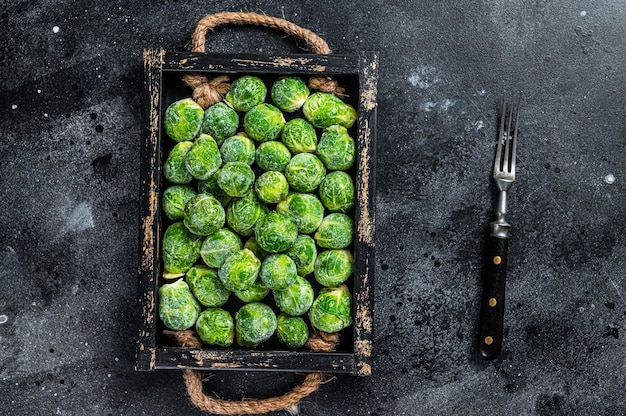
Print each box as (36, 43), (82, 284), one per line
(490, 190), (510, 239)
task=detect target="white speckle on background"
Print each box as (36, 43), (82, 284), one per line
(11, 104), (17, 110)
(421, 102), (436, 112)
(473, 120), (485, 131)
(57, 201), (95, 238)
(440, 99), (456, 111)
(604, 174), (615, 184)
(408, 65), (440, 89)
(52, 26), (60, 33)
(0, 315), (8, 324)
(580, 11), (587, 17)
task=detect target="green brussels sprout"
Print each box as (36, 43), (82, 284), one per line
(314, 249), (354, 287)
(235, 302), (277, 348)
(220, 134), (256, 165)
(195, 308), (234, 347)
(226, 191), (268, 237)
(255, 171), (289, 204)
(183, 194), (226, 236)
(217, 162), (256, 197)
(158, 279), (200, 330)
(259, 253), (297, 290)
(225, 75), (267, 112)
(314, 213), (354, 249)
(273, 276), (314, 316)
(243, 236), (270, 261)
(271, 77), (310, 113)
(162, 222), (203, 277)
(244, 103), (286, 142)
(302, 92), (358, 129)
(286, 235), (317, 276)
(276, 314), (309, 348)
(255, 141), (291, 172)
(284, 153), (326, 192)
(309, 284), (353, 333)
(234, 276), (270, 303)
(164, 98), (204, 142)
(316, 125), (356, 170)
(185, 265), (230, 307)
(201, 102), (239, 145)
(200, 228), (242, 268)
(218, 248), (261, 292)
(318, 171), (355, 213)
(276, 193), (325, 234)
(164, 141), (194, 184)
(198, 170), (232, 206)
(281, 118), (317, 154)
(254, 211), (298, 253)
(162, 185), (195, 220)
(185, 134), (222, 180)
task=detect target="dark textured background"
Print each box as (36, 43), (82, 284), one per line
(1, 1), (625, 415)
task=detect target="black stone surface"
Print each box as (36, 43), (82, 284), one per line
(1, 1), (625, 415)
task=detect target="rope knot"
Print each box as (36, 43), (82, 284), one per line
(183, 74), (231, 109)
(308, 75), (347, 98)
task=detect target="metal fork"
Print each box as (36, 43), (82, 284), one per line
(477, 94), (520, 360)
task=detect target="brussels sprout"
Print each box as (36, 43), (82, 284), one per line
(185, 134), (222, 180)
(273, 276), (314, 316)
(225, 75), (267, 112)
(314, 249), (354, 287)
(318, 171), (355, 213)
(254, 211), (298, 253)
(255, 141), (291, 172)
(201, 102), (239, 145)
(185, 265), (230, 307)
(302, 92), (358, 129)
(255, 171), (289, 204)
(286, 235), (317, 276)
(198, 170), (232, 206)
(218, 248), (261, 292)
(309, 284), (353, 333)
(316, 125), (356, 170)
(164, 141), (194, 184)
(162, 222), (203, 277)
(259, 253), (297, 290)
(243, 236), (270, 261)
(314, 213), (354, 249)
(276, 193), (325, 234)
(284, 153), (326, 193)
(281, 118), (317, 154)
(234, 276), (270, 303)
(235, 302), (277, 348)
(217, 162), (255, 197)
(200, 228), (242, 268)
(164, 98), (204, 142)
(271, 77), (310, 113)
(162, 185), (195, 220)
(158, 279), (200, 330)
(276, 314), (309, 348)
(244, 103), (286, 142)
(220, 134), (256, 165)
(183, 194), (226, 236)
(226, 191), (268, 237)
(195, 308), (234, 347)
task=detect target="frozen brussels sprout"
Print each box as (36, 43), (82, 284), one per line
(159, 279), (200, 330)
(164, 98), (204, 142)
(162, 222), (203, 277)
(185, 134), (222, 180)
(162, 185), (195, 220)
(218, 248), (261, 292)
(276, 314), (309, 348)
(198, 170), (232, 206)
(286, 235), (317, 276)
(200, 228), (242, 268)
(185, 265), (230, 307)
(273, 276), (314, 316)
(255, 171), (289, 204)
(281, 118), (317, 154)
(319, 171), (355, 213)
(276, 193), (325, 234)
(217, 162), (256, 197)
(243, 236), (269, 261)
(314, 213), (354, 249)
(271, 77), (310, 113)
(259, 253), (297, 290)
(316, 125), (356, 170)
(201, 102), (239, 145)
(183, 194), (226, 236)
(309, 284), (353, 333)
(164, 141), (194, 184)
(244, 103), (286, 142)
(226, 191), (268, 237)
(314, 249), (354, 287)
(220, 134), (256, 165)
(255, 141), (291, 172)
(235, 302), (277, 348)
(225, 75), (267, 112)
(234, 276), (270, 303)
(254, 211), (298, 253)
(284, 153), (326, 192)
(302, 92), (358, 129)
(196, 308), (234, 347)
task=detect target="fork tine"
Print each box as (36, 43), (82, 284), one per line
(509, 93), (521, 174)
(494, 96), (506, 175)
(503, 93), (515, 173)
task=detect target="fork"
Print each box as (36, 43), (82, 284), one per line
(477, 94), (521, 360)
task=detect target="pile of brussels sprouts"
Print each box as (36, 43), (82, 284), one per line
(158, 74), (358, 350)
